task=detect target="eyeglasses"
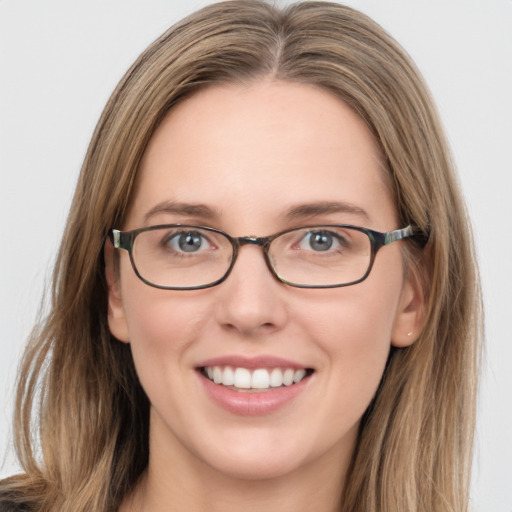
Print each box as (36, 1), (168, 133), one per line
(109, 224), (427, 290)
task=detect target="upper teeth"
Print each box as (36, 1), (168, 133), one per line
(205, 366), (307, 390)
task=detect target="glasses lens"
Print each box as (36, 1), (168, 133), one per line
(132, 226), (233, 288)
(269, 226), (372, 287)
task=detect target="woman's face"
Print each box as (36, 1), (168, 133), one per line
(107, 80), (422, 483)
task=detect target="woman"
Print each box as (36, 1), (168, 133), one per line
(0, 1), (481, 511)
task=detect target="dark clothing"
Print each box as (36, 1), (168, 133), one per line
(0, 499), (33, 512)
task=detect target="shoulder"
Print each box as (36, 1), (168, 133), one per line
(0, 489), (34, 512)
(0, 499), (33, 512)
(0, 474), (37, 512)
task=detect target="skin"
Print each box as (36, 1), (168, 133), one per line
(106, 80), (424, 512)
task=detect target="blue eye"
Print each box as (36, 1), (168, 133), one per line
(166, 231), (209, 253)
(299, 230), (342, 252)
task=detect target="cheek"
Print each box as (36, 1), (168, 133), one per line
(300, 274), (403, 414)
(303, 275), (400, 353)
(306, 295), (393, 384)
(120, 278), (211, 392)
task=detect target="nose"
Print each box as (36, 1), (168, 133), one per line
(213, 244), (288, 337)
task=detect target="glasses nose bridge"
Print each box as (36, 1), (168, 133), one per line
(235, 235), (269, 248)
(230, 235), (274, 274)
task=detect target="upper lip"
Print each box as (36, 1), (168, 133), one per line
(196, 355), (312, 370)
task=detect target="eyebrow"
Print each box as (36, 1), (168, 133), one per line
(144, 201), (220, 223)
(143, 200), (370, 225)
(284, 201), (370, 222)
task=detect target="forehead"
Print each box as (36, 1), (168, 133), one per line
(126, 80), (395, 231)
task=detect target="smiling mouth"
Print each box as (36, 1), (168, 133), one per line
(199, 366), (314, 392)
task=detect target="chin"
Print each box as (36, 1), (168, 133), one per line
(204, 452), (308, 482)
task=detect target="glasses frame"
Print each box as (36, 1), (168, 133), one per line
(108, 223), (428, 290)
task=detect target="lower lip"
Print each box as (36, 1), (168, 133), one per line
(198, 372), (311, 416)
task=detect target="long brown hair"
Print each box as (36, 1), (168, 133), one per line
(1, 2), (482, 511)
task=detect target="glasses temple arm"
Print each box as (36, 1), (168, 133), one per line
(384, 225), (430, 248)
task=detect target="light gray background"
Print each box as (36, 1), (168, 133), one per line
(1, 1), (511, 511)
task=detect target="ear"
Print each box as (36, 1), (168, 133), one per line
(391, 268), (426, 347)
(104, 239), (130, 343)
